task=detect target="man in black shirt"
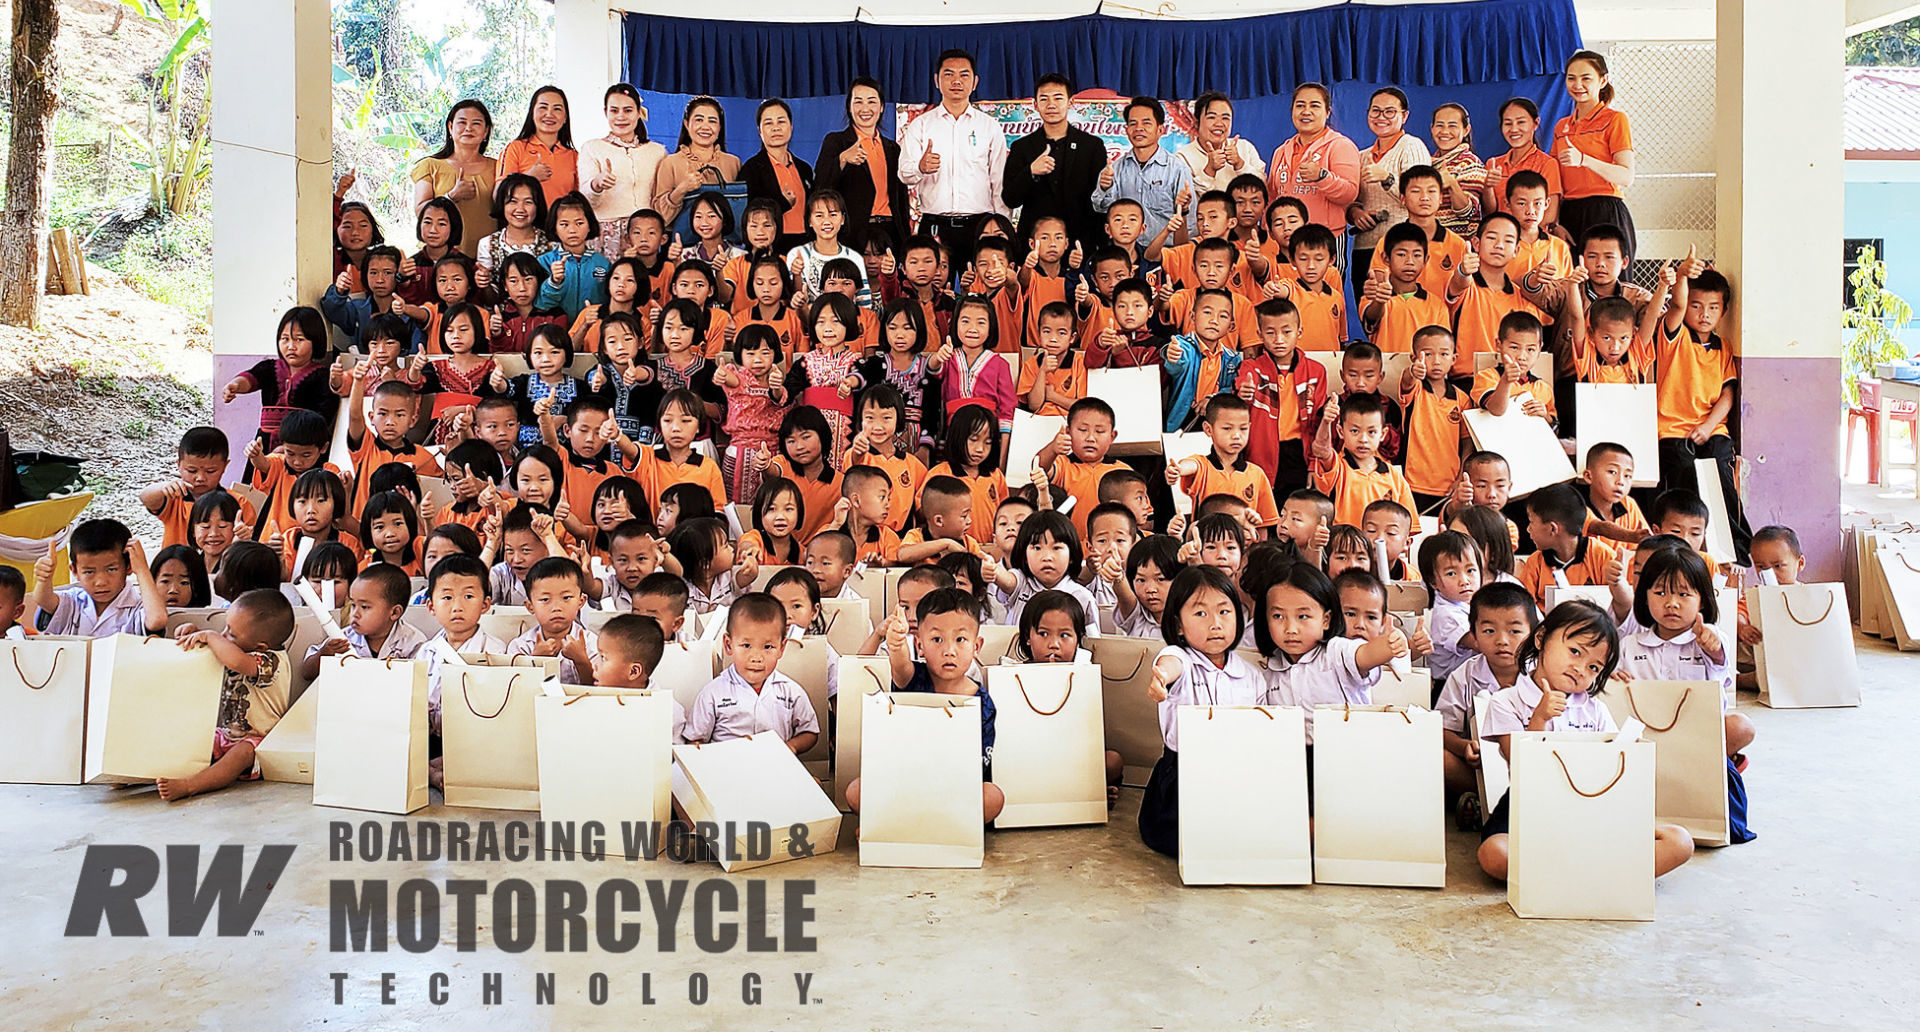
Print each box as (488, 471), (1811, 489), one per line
(1002, 73), (1109, 250)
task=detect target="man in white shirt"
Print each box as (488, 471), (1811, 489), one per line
(897, 48), (1009, 278)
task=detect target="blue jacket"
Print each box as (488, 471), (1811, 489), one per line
(1161, 333), (1243, 432)
(534, 248), (612, 318)
(319, 287), (422, 354)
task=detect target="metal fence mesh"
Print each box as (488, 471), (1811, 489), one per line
(1603, 41), (1718, 289)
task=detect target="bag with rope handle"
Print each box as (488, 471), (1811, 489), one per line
(1507, 731), (1656, 920)
(312, 657), (429, 814)
(441, 665), (542, 810)
(1746, 583), (1861, 709)
(0, 635), (91, 783)
(1602, 680), (1731, 847)
(987, 663), (1108, 829)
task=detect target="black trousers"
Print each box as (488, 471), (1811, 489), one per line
(1658, 434), (1753, 563)
(920, 213), (986, 287)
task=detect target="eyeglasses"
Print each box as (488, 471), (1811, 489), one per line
(1368, 107), (1403, 117)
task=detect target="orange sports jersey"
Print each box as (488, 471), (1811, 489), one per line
(1552, 105), (1633, 200)
(1166, 289), (1261, 351)
(739, 528), (803, 566)
(849, 522), (901, 565)
(1311, 453), (1417, 527)
(630, 446), (727, 514)
(1018, 354), (1085, 418)
(766, 458), (843, 543)
(349, 434), (443, 520)
(1160, 243), (1256, 295)
(1367, 223), (1471, 298)
(1074, 298), (1117, 352)
(157, 488), (261, 551)
(857, 449), (929, 532)
(1290, 280), (1345, 352)
(251, 455), (336, 542)
(1368, 286), (1451, 354)
(928, 463), (1008, 542)
(1400, 382), (1471, 497)
(1517, 535), (1622, 609)
(1655, 322), (1735, 439)
(1583, 495), (1649, 538)
(1471, 369), (1556, 424)
(1181, 453), (1280, 525)
(279, 529), (364, 581)
(1021, 272), (1069, 346)
(1507, 234), (1574, 290)
(700, 309), (735, 358)
(897, 528), (983, 565)
(1049, 457), (1130, 539)
(364, 549), (425, 580)
(1448, 273), (1547, 377)
(561, 452), (615, 532)
(1573, 333), (1655, 384)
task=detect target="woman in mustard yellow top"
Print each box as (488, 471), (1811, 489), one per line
(411, 99), (499, 257)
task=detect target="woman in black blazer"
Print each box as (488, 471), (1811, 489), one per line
(814, 76), (912, 256)
(740, 99), (817, 254)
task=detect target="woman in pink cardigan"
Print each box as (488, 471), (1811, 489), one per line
(1265, 82), (1362, 252)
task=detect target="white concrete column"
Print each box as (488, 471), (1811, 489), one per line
(554, 0), (622, 142)
(210, 0), (334, 357)
(1716, 0), (1846, 576)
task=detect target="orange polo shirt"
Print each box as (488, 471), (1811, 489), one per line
(1655, 322), (1735, 440)
(768, 457), (843, 543)
(1400, 382), (1471, 497)
(1517, 535), (1621, 609)
(1471, 369), (1557, 425)
(856, 449), (929, 533)
(631, 446), (727, 515)
(1312, 453), (1416, 527)
(1367, 223), (1471, 298)
(771, 157), (807, 235)
(1160, 244), (1256, 295)
(982, 285), (1023, 353)
(349, 434), (443, 521)
(1582, 495), (1649, 538)
(1181, 452), (1280, 525)
(1552, 105), (1633, 200)
(1021, 272), (1068, 347)
(1369, 286), (1451, 354)
(1508, 233), (1574, 290)
(1049, 457), (1130, 539)
(1485, 146), (1562, 213)
(737, 307), (806, 356)
(861, 134), (891, 216)
(157, 489), (261, 551)
(1448, 272), (1547, 377)
(1574, 335), (1655, 384)
(1017, 354), (1085, 418)
(562, 452), (614, 531)
(1291, 280), (1345, 353)
(253, 456), (340, 541)
(499, 138), (579, 205)
(279, 528), (364, 581)
(928, 463), (1008, 543)
(850, 521), (901, 566)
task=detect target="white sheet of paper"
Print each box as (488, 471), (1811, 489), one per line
(1573, 383), (1660, 487)
(1085, 367), (1165, 454)
(1461, 406), (1577, 497)
(1696, 458), (1738, 562)
(1006, 411), (1065, 488)
(1162, 432), (1212, 513)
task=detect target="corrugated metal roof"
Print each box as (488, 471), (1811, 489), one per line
(1847, 67), (1920, 158)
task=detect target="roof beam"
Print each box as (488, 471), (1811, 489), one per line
(1850, 0), (1920, 35)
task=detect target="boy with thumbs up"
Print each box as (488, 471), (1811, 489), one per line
(30, 519), (159, 637)
(1654, 247), (1751, 562)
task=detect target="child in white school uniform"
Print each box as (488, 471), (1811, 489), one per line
(507, 556), (599, 685)
(1082, 502), (1142, 620)
(1113, 535), (1183, 639)
(1434, 582), (1539, 823)
(1474, 600), (1695, 882)
(1009, 589), (1124, 804)
(1418, 531), (1485, 686)
(803, 531), (864, 602)
(591, 612), (687, 745)
(413, 555), (509, 765)
(301, 564), (428, 683)
(29, 519), (164, 637)
(982, 510), (1098, 629)
(631, 571), (698, 644)
(766, 566), (841, 703)
(683, 593), (820, 751)
(1139, 566), (1266, 858)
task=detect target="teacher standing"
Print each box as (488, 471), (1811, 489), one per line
(410, 99), (498, 257)
(898, 48), (1009, 273)
(1266, 83), (1362, 250)
(815, 77), (911, 255)
(651, 97), (742, 226)
(1002, 73), (1108, 249)
(578, 84), (666, 257)
(1552, 49), (1637, 251)
(740, 99), (816, 254)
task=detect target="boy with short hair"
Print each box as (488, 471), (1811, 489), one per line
(1310, 393), (1416, 527)
(1018, 302), (1082, 416)
(1158, 191), (1261, 293)
(1366, 165), (1471, 297)
(1098, 467), (1157, 534)
(1572, 294), (1658, 385)
(1361, 498), (1415, 580)
(0, 567), (26, 639)
(830, 465), (900, 565)
(1647, 489), (1724, 579)
(898, 476), (979, 564)
(346, 367), (442, 518)
(1226, 174), (1272, 269)
(1736, 524), (1804, 691)
(986, 496), (1035, 566)
(509, 556), (598, 684)
(1084, 277), (1165, 369)
(631, 571), (695, 642)
(1658, 258), (1751, 562)
(156, 589), (296, 800)
(1236, 298), (1326, 496)
(1398, 325), (1470, 513)
(1258, 197), (1309, 284)
(1581, 442), (1651, 546)
(29, 519), (156, 637)
(1278, 224), (1344, 352)
(1517, 483), (1630, 611)
(491, 505), (561, 606)
(543, 397), (618, 541)
(592, 612), (686, 744)
(1504, 171), (1573, 290)
(1162, 290), (1243, 431)
(1017, 215), (1074, 347)
(895, 236), (957, 343)
(302, 563), (425, 681)
(685, 593), (819, 752)
(593, 518), (674, 610)
(1167, 393), (1280, 528)
(1337, 342), (1406, 463)
(462, 396), (522, 464)
(1434, 581), (1539, 815)
(1099, 199), (1158, 278)
(1277, 488), (1335, 566)
(1072, 247), (1135, 351)
(1035, 398), (1129, 538)
(1474, 311), (1555, 427)
(415, 554), (505, 736)
(1162, 238), (1260, 350)
(1362, 221), (1451, 354)
(1446, 212), (1548, 380)
(142, 426), (261, 549)
(243, 409), (335, 541)
(803, 531), (861, 600)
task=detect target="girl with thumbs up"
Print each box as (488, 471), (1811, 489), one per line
(411, 99), (499, 256)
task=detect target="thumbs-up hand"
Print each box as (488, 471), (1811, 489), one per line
(489, 305), (504, 336)
(1099, 157), (1117, 191)
(1460, 249), (1481, 277)
(1604, 551), (1628, 585)
(1363, 267), (1392, 304)
(1224, 137), (1246, 169)
(490, 366), (509, 392)
(1320, 394), (1341, 426)
(756, 441), (774, 472)
(1164, 211), (1186, 239)
(589, 158), (615, 193)
(1074, 279), (1090, 306)
(550, 257), (567, 284)
(668, 235), (685, 263)
(1407, 613), (1432, 660)
(528, 156), (552, 182)
(588, 366), (606, 392)
(1309, 521), (1331, 553)
(1148, 652), (1184, 703)
(918, 140), (941, 175)
(334, 269), (353, 294)
(1175, 183), (1192, 211)
(1530, 684), (1568, 726)
(1165, 339), (1184, 364)
(1661, 261), (1678, 289)
(448, 175), (478, 201)
(474, 261), (492, 290)
(1559, 143), (1583, 168)
(1031, 149), (1056, 177)
(335, 168), (358, 198)
(959, 264), (975, 292)
(1680, 244), (1705, 281)
(1410, 351), (1430, 384)
(34, 540), (57, 582)
(1068, 241), (1084, 269)
(880, 249), (897, 277)
(1694, 615), (1722, 656)
(1298, 155), (1323, 181)
(884, 608), (910, 655)
(1024, 247), (1040, 272)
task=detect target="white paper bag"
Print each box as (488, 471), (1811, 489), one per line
(459, 651), (562, 680)
(1007, 411), (1067, 487)
(1872, 547), (1920, 651)
(847, 566), (905, 624)
(256, 686), (319, 783)
(1089, 636), (1163, 783)
(1546, 584), (1614, 612)
(1574, 383), (1660, 486)
(656, 640), (723, 713)
(819, 598), (874, 658)
(441, 665), (543, 809)
(1508, 732), (1656, 920)
(1086, 367), (1165, 455)
(1312, 705), (1445, 887)
(833, 656), (891, 811)
(776, 636), (834, 772)
(1603, 680), (1729, 847)
(987, 664), (1107, 828)
(671, 735), (842, 872)
(1177, 705), (1311, 885)
(312, 657), (430, 814)
(975, 623), (1017, 666)
(1463, 406), (1577, 497)
(0, 636), (90, 784)
(535, 688), (674, 828)
(1748, 583), (1860, 708)
(1695, 458), (1737, 563)
(859, 691), (985, 868)
(478, 606), (537, 642)
(84, 635), (224, 784)
(1371, 661), (1433, 710)
(1472, 693), (1508, 821)
(1162, 432), (1212, 512)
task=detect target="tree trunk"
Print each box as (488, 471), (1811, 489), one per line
(0, 0), (60, 328)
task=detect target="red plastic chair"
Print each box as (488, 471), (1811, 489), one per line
(1851, 379), (1920, 485)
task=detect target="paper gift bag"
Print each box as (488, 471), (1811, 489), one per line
(1086, 367), (1165, 455)
(441, 666), (542, 810)
(312, 658), (430, 813)
(0, 636), (90, 784)
(819, 598), (873, 658)
(1007, 411), (1066, 487)
(1873, 547), (1920, 650)
(1603, 680), (1729, 847)
(256, 685), (319, 783)
(459, 652), (563, 680)
(84, 635), (224, 784)
(1371, 661), (1433, 711)
(975, 623), (1017, 666)
(1312, 705), (1445, 887)
(165, 608), (229, 635)
(832, 656), (891, 811)
(1472, 693), (1508, 822)
(1574, 384), (1660, 486)
(656, 640), (722, 713)
(479, 606), (537, 642)
(535, 688), (674, 828)
(671, 735), (842, 872)
(1695, 458), (1737, 563)
(1546, 584), (1614, 612)
(1386, 581), (1429, 613)
(847, 566), (905, 624)
(776, 636), (834, 772)
(858, 691), (985, 868)
(1089, 636), (1163, 783)
(988, 663), (1107, 828)
(1508, 732), (1656, 921)
(1162, 432), (1212, 512)
(1463, 406), (1577, 497)
(1177, 705), (1311, 885)
(1749, 583), (1859, 708)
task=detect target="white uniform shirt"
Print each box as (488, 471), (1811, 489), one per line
(1003, 572), (1097, 630)
(596, 569), (638, 613)
(896, 104), (1010, 218)
(1426, 596), (1474, 683)
(1480, 674), (1617, 739)
(1260, 637), (1378, 744)
(416, 629), (508, 730)
(1617, 627), (1732, 705)
(490, 562), (527, 607)
(684, 665), (821, 743)
(1113, 599), (1163, 639)
(37, 582), (146, 637)
(1435, 653), (1508, 737)
(507, 622), (600, 685)
(304, 619), (429, 663)
(1155, 646), (1264, 752)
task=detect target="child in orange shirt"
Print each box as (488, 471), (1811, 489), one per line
(1571, 294), (1659, 386)
(1035, 397), (1130, 540)
(1275, 224), (1344, 352)
(927, 404), (1009, 542)
(140, 427), (262, 551)
(344, 372), (442, 521)
(1446, 213), (1547, 381)
(1167, 394), (1281, 529)
(1019, 215), (1075, 345)
(1365, 165), (1470, 297)
(1504, 170), (1573, 290)
(1657, 258), (1750, 561)
(1361, 221), (1452, 354)
(828, 464), (901, 565)
(1517, 483), (1630, 612)
(1581, 442), (1650, 546)
(1473, 311), (1556, 429)
(241, 409), (333, 543)
(1398, 325), (1471, 514)
(1162, 238), (1260, 350)
(970, 237), (1024, 351)
(1310, 393), (1416, 527)
(1238, 297), (1328, 497)
(843, 383), (928, 533)
(1018, 302), (1083, 417)
(1259, 196), (1308, 284)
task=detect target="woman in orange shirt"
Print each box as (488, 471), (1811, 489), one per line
(1482, 98), (1562, 225)
(1553, 50), (1637, 253)
(814, 77), (911, 254)
(498, 86), (578, 206)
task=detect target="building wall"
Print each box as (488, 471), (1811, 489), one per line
(1845, 171), (1920, 347)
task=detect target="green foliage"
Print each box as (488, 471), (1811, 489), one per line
(99, 206), (215, 316)
(116, 0), (212, 216)
(1843, 245), (1916, 406)
(1848, 16), (1920, 66)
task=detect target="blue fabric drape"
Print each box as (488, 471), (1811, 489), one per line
(621, 0), (1583, 102)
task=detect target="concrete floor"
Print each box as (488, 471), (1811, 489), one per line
(3, 638), (1916, 1031)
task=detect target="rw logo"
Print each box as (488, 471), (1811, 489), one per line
(65, 845), (295, 937)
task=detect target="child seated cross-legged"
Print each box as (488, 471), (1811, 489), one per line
(684, 593), (820, 753)
(509, 556), (598, 684)
(591, 612), (686, 745)
(1434, 582), (1539, 823)
(1008, 589), (1125, 804)
(301, 563), (426, 683)
(156, 589), (297, 800)
(1474, 600), (1695, 882)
